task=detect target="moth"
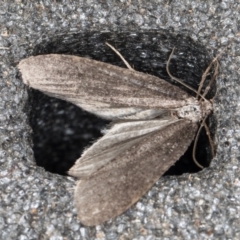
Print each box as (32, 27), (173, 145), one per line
(18, 43), (218, 226)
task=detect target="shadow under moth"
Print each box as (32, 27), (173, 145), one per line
(18, 43), (218, 226)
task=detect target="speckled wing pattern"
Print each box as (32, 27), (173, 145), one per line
(18, 54), (200, 226)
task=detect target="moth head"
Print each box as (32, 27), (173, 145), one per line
(200, 100), (213, 118)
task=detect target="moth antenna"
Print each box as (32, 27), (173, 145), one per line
(203, 120), (215, 158)
(201, 57), (219, 98)
(197, 56), (219, 97)
(105, 42), (134, 71)
(166, 48), (208, 101)
(198, 46), (228, 98)
(193, 48), (225, 168)
(202, 61), (219, 97)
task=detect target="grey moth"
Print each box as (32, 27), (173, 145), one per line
(18, 44), (217, 226)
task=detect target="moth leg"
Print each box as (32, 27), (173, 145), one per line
(192, 115), (215, 169)
(105, 42), (134, 71)
(192, 122), (205, 169)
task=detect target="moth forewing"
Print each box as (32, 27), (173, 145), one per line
(18, 54), (198, 120)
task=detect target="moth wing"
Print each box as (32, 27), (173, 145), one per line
(69, 117), (179, 178)
(18, 54), (193, 120)
(72, 119), (198, 226)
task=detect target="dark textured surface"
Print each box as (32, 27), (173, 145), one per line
(0, 1), (240, 239)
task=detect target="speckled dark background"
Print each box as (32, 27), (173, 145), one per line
(1, 1), (240, 239)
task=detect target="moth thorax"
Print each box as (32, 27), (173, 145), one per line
(176, 99), (213, 123)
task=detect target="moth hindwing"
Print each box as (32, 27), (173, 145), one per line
(18, 47), (214, 226)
